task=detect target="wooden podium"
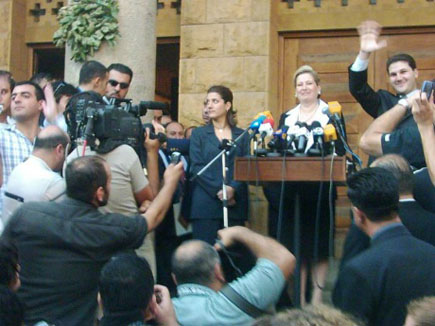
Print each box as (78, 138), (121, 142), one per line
(234, 155), (347, 306)
(234, 156), (347, 183)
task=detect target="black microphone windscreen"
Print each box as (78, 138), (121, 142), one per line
(139, 101), (170, 111)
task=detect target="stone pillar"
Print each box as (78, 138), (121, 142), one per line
(64, 0), (157, 119)
(178, 0), (274, 234)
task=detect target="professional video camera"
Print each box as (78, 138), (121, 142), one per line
(70, 97), (168, 154)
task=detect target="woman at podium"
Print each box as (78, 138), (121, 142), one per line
(264, 65), (345, 305)
(188, 85), (250, 244)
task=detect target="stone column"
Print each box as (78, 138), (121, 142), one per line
(64, 0), (156, 119)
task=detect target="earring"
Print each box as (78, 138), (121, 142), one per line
(295, 94), (297, 98)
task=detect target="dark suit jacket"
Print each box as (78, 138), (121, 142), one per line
(189, 124), (249, 220)
(414, 168), (435, 213)
(348, 67), (425, 168)
(340, 200), (435, 267)
(333, 224), (435, 326)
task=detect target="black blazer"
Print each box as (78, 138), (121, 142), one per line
(333, 224), (435, 326)
(189, 124), (249, 220)
(348, 67), (425, 168)
(340, 200), (435, 267)
(348, 66), (399, 118)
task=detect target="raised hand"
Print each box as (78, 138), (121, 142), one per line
(357, 20), (387, 58)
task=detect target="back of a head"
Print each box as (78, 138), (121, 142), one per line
(0, 240), (19, 290)
(51, 81), (78, 103)
(253, 305), (361, 326)
(30, 72), (54, 87)
(79, 60), (107, 85)
(99, 253), (154, 314)
(34, 126), (69, 152)
(0, 286), (24, 326)
(172, 240), (220, 286)
(406, 296), (435, 326)
(65, 156), (107, 204)
(371, 154), (414, 195)
(347, 167), (399, 222)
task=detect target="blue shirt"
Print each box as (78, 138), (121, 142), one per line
(173, 258), (285, 326)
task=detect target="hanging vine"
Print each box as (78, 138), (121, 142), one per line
(53, 0), (120, 62)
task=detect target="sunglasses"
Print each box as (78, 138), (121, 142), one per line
(108, 79), (130, 89)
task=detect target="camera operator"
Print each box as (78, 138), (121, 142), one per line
(105, 63), (132, 101)
(67, 117), (162, 274)
(65, 61), (108, 143)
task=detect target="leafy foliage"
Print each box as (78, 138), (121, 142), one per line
(53, 0), (120, 62)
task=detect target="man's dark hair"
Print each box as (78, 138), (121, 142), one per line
(65, 156), (108, 204)
(99, 253), (154, 313)
(13, 81), (45, 101)
(51, 81), (78, 103)
(79, 60), (107, 85)
(30, 72), (54, 86)
(0, 240), (19, 289)
(0, 71), (15, 91)
(386, 53), (417, 72)
(34, 130), (69, 150)
(108, 63), (133, 80)
(347, 167), (399, 222)
(172, 240), (220, 286)
(0, 286), (24, 326)
(371, 154), (414, 195)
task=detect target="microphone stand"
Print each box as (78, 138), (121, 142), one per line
(191, 128), (250, 228)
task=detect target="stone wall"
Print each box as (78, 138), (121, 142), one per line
(178, 0), (274, 129)
(0, 0), (27, 80)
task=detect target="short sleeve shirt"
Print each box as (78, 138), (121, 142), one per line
(67, 144), (149, 216)
(173, 258), (285, 326)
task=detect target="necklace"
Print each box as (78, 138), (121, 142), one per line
(298, 103), (319, 123)
(213, 123), (226, 133)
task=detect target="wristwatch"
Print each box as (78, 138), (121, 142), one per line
(398, 98), (411, 111)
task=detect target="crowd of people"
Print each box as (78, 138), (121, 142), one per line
(0, 19), (434, 326)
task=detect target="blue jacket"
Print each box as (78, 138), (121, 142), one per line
(189, 124), (249, 220)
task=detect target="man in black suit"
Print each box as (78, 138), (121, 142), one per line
(341, 154), (435, 266)
(349, 20), (424, 168)
(333, 167), (435, 326)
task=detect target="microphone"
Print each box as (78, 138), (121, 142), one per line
(249, 113), (267, 133)
(267, 125), (288, 152)
(259, 118), (275, 140)
(166, 138), (190, 155)
(307, 121), (324, 156)
(323, 101), (346, 140)
(323, 124), (337, 142)
(295, 122), (310, 154)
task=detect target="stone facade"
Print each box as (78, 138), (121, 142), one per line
(179, 0), (273, 129)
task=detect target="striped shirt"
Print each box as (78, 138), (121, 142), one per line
(0, 125), (34, 215)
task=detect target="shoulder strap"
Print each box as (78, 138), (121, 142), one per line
(219, 285), (269, 319)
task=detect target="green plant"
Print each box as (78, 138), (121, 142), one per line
(53, 0), (120, 62)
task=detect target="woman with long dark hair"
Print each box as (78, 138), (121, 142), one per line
(189, 85), (249, 244)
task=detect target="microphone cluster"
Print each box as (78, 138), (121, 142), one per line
(247, 110), (339, 157)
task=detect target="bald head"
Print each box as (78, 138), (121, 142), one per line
(34, 125), (70, 151)
(172, 240), (220, 286)
(371, 154), (414, 196)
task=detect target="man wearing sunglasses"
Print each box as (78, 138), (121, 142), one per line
(105, 63), (132, 100)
